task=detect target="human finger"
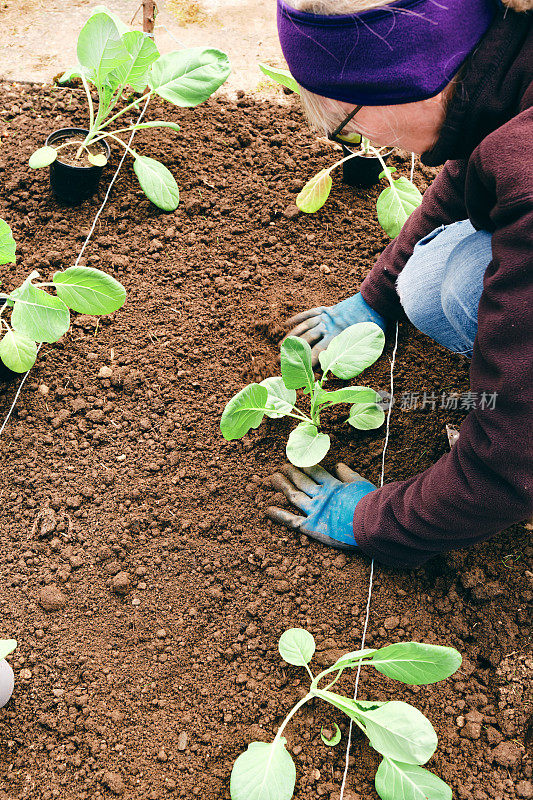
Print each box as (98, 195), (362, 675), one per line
(270, 473), (313, 513)
(286, 307), (325, 327)
(334, 463), (367, 483)
(301, 464), (337, 486)
(265, 506), (306, 530)
(281, 464), (320, 496)
(299, 325), (324, 346)
(285, 316), (323, 339)
(310, 341), (328, 368)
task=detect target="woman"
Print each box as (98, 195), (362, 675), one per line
(267, 0), (533, 567)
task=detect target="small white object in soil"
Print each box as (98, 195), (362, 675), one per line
(0, 660), (15, 708)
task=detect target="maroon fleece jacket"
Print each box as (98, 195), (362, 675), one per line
(354, 9), (533, 568)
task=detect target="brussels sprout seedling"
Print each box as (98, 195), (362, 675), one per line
(29, 6), (231, 211)
(0, 639), (17, 708)
(221, 322), (386, 467)
(230, 629), (461, 800)
(0, 218), (125, 373)
(259, 63), (422, 237)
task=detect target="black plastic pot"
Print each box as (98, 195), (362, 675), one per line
(46, 128), (110, 205)
(341, 145), (390, 188)
(0, 359), (20, 383)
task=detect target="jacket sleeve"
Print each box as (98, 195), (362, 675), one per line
(360, 159), (469, 320)
(353, 119), (533, 568)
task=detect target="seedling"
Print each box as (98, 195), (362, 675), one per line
(0, 218), (125, 373)
(29, 6), (231, 211)
(259, 63), (422, 238)
(230, 628), (461, 800)
(221, 322), (385, 467)
(0, 639), (16, 708)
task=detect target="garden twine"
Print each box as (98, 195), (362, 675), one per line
(0, 96), (151, 438)
(339, 320), (399, 800)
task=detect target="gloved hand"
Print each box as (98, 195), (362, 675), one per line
(285, 293), (386, 366)
(266, 463), (377, 552)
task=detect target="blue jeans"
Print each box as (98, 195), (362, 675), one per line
(396, 220), (492, 358)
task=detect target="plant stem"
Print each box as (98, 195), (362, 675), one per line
(96, 91), (152, 132)
(80, 74), (94, 131)
(96, 132), (139, 159)
(271, 693), (313, 748)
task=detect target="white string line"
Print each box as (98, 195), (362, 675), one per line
(410, 151), (415, 183)
(339, 319), (399, 800)
(0, 96), (151, 439)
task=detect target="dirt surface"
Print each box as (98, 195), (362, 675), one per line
(0, 82), (531, 800)
(0, 0), (283, 95)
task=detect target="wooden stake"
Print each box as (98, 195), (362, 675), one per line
(143, 0), (156, 35)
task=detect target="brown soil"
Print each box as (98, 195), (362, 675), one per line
(52, 138), (108, 169)
(0, 81), (531, 800)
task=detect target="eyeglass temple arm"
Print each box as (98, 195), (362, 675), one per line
(330, 105), (362, 139)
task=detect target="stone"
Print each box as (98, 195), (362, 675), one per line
(491, 740), (523, 767)
(112, 572), (131, 595)
(177, 732), (188, 751)
(516, 781), (533, 799)
(383, 616), (400, 630)
(102, 772), (125, 795)
(38, 585), (66, 612)
(98, 366), (113, 379)
(282, 203), (300, 220)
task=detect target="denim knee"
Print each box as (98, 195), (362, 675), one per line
(396, 225), (448, 340)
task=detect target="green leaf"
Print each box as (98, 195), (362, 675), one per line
(259, 377), (296, 419)
(280, 336), (314, 392)
(313, 690), (385, 722)
(0, 640), (17, 660)
(286, 422), (330, 468)
(354, 701), (438, 765)
(127, 120), (181, 133)
(331, 647), (377, 670)
(278, 628), (315, 666)
(77, 12), (130, 86)
(88, 153), (107, 167)
(11, 281), (70, 343)
(149, 47), (231, 107)
(315, 386), (380, 407)
(378, 166), (397, 180)
(52, 267), (126, 315)
(375, 758), (452, 800)
(348, 402), (385, 430)
(258, 63), (300, 94)
(0, 219), (16, 265)
(376, 176), (422, 239)
(133, 156), (180, 211)
(29, 146), (57, 169)
(230, 738), (296, 800)
(89, 5), (131, 35)
(321, 723), (341, 747)
(220, 384), (268, 440)
(110, 30), (160, 93)
(368, 643), (462, 685)
(58, 65), (84, 83)
(0, 329), (37, 373)
(296, 169), (332, 214)
(319, 322), (385, 379)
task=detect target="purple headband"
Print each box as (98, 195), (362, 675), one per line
(277, 0), (496, 106)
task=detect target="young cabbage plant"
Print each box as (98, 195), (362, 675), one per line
(29, 6), (231, 211)
(258, 63), (422, 237)
(230, 628), (462, 800)
(221, 322), (385, 468)
(0, 218), (126, 373)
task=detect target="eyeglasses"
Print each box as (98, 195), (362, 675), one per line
(328, 105), (362, 148)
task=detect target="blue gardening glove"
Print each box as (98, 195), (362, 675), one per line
(266, 463), (377, 552)
(285, 293), (386, 366)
